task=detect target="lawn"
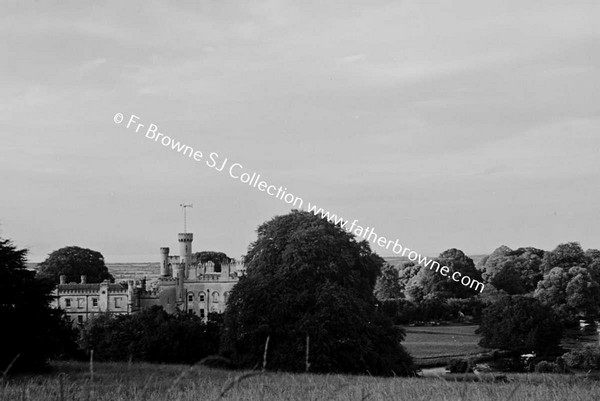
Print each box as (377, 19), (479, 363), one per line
(2, 361), (600, 401)
(403, 325), (488, 361)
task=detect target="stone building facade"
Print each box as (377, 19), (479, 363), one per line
(52, 231), (244, 325)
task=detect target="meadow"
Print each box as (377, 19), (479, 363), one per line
(3, 360), (600, 401)
(403, 325), (488, 367)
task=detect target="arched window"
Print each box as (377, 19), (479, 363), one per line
(212, 292), (219, 303)
(198, 292), (205, 302)
(223, 292), (229, 303)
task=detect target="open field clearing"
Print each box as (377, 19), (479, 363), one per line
(403, 325), (488, 361)
(2, 361), (600, 401)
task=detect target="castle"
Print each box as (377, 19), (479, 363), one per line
(51, 231), (244, 325)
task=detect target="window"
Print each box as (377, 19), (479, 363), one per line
(199, 309), (205, 318)
(114, 297), (121, 308)
(188, 308), (193, 313)
(77, 315), (84, 324)
(212, 292), (219, 303)
(224, 292), (228, 303)
(77, 298), (84, 309)
(65, 298), (71, 307)
(199, 293), (205, 302)
(92, 298), (98, 307)
(188, 293), (194, 302)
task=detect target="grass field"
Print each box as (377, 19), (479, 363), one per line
(2, 361), (600, 401)
(403, 325), (488, 363)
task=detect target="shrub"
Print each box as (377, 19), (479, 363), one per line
(447, 358), (473, 373)
(534, 360), (559, 373)
(562, 345), (600, 370)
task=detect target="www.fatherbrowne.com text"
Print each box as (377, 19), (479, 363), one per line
(114, 112), (485, 293)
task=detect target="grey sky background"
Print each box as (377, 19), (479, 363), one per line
(1, 1), (599, 263)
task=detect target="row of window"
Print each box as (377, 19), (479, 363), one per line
(187, 291), (228, 303)
(188, 306), (221, 317)
(64, 297), (122, 308)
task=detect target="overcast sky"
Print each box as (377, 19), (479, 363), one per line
(1, 1), (599, 263)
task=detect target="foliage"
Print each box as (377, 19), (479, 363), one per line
(481, 246), (545, 294)
(534, 360), (560, 373)
(541, 242), (587, 274)
(534, 266), (600, 323)
(0, 237), (77, 372)
(374, 263), (403, 300)
(38, 246), (113, 284)
(477, 295), (563, 356)
(447, 358), (473, 373)
(561, 345), (600, 370)
(405, 249), (483, 301)
(221, 210), (414, 376)
(194, 251), (234, 273)
(79, 306), (221, 364)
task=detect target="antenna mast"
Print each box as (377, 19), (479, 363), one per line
(180, 203), (193, 233)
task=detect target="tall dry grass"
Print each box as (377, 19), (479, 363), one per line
(0, 360), (599, 401)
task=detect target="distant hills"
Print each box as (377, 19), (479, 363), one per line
(27, 254), (489, 282)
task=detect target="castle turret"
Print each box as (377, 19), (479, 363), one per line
(160, 247), (170, 277)
(178, 233), (193, 278)
(174, 262), (185, 302)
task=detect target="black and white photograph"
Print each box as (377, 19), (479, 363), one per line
(1, 1), (599, 400)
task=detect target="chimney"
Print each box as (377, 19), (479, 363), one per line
(80, 275), (87, 284)
(59, 275), (66, 285)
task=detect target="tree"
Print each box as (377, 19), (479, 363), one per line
(194, 251), (234, 273)
(374, 263), (403, 300)
(0, 236), (76, 372)
(79, 306), (221, 363)
(407, 249), (482, 300)
(38, 246), (113, 284)
(541, 242), (587, 274)
(221, 210), (414, 376)
(477, 296), (563, 356)
(535, 266), (600, 323)
(481, 246), (544, 294)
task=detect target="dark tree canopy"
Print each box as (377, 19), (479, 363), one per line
(481, 246), (545, 294)
(194, 251), (234, 273)
(79, 306), (221, 363)
(541, 242), (587, 274)
(406, 249), (482, 300)
(0, 237), (76, 372)
(477, 295), (563, 356)
(38, 246), (113, 284)
(221, 210), (414, 376)
(374, 263), (404, 300)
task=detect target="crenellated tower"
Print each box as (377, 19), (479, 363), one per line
(178, 233), (193, 278)
(160, 247), (170, 277)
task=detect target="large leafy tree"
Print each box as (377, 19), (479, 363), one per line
(541, 242), (587, 274)
(38, 246), (113, 284)
(221, 210), (414, 376)
(534, 243), (600, 324)
(374, 263), (403, 300)
(481, 246), (545, 294)
(534, 266), (600, 323)
(477, 295), (563, 356)
(406, 249), (482, 300)
(0, 236), (76, 372)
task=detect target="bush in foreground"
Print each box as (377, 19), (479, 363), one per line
(562, 345), (600, 370)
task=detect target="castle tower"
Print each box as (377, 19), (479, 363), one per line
(160, 247), (170, 277)
(178, 233), (193, 278)
(174, 262), (185, 302)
